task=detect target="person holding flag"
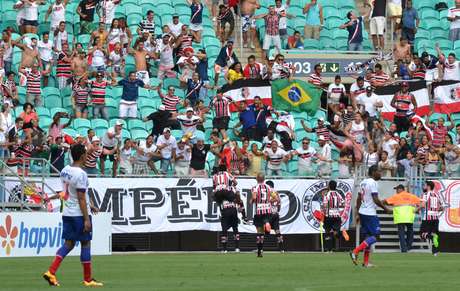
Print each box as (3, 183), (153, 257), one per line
(390, 81), (417, 133)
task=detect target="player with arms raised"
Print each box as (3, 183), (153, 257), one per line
(43, 144), (103, 287)
(266, 180), (284, 253)
(213, 164), (237, 205)
(322, 180), (349, 252)
(350, 165), (390, 267)
(251, 173), (273, 258)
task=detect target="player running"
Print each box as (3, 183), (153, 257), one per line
(322, 180), (349, 252)
(251, 173), (273, 258)
(213, 164), (237, 205)
(266, 180), (284, 253)
(420, 181), (444, 256)
(43, 144), (103, 287)
(350, 165), (390, 267)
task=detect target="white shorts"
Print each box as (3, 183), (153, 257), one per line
(190, 23), (203, 31)
(370, 16), (386, 35)
(242, 14), (256, 32)
(136, 70), (150, 85)
(262, 34), (281, 51)
(388, 3), (402, 17)
(119, 101), (138, 118)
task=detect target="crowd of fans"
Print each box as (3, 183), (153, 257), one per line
(0, 0), (460, 180)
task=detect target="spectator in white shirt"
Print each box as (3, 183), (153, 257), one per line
(156, 127), (177, 175)
(45, 0), (67, 31)
(101, 120), (123, 177)
(293, 137), (317, 176)
(441, 52), (460, 81)
(155, 34), (177, 80)
(316, 135), (332, 177)
(354, 86), (383, 129)
(447, 0), (460, 41)
(350, 76), (370, 99)
(53, 21), (69, 52)
(173, 139), (192, 176)
(119, 138), (134, 175)
(14, 1), (26, 34)
(328, 75), (347, 114)
(100, 0), (120, 30)
(177, 107), (203, 137)
(168, 15), (184, 38)
(264, 140), (290, 176)
(38, 32), (53, 87)
(22, 0), (42, 34)
(381, 131), (399, 166)
(133, 135), (162, 175)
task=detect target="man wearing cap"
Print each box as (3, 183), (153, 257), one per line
(156, 127), (177, 175)
(173, 139), (192, 176)
(317, 135), (332, 177)
(354, 86), (383, 129)
(390, 81), (417, 133)
(384, 184), (421, 253)
(177, 47), (199, 81)
(214, 39), (239, 87)
(114, 71), (154, 119)
(157, 84), (186, 113)
(168, 15), (183, 38)
(101, 121), (123, 177)
(177, 107), (203, 138)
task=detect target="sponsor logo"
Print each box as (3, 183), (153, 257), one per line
(0, 215), (18, 256)
(301, 181), (352, 231)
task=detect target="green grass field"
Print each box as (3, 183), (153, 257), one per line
(0, 253), (458, 291)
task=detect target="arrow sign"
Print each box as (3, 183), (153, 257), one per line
(329, 63), (339, 73)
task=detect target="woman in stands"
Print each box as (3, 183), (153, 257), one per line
(108, 42), (125, 79)
(107, 18), (121, 53)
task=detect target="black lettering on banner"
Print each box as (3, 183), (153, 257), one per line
(129, 188), (165, 225)
(278, 191), (300, 225)
(90, 188), (128, 225)
(203, 186), (220, 223)
(240, 188), (253, 219)
(167, 186), (203, 223)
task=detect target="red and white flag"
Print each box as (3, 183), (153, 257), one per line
(433, 80), (460, 114)
(219, 79), (272, 112)
(372, 81), (431, 120)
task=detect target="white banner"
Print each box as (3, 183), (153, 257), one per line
(34, 178), (354, 234)
(0, 213), (111, 257)
(434, 180), (460, 232)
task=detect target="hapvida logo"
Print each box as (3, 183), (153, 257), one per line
(0, 215), (18, 256)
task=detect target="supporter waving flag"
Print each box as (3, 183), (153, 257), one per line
(218, 79), (272, 112)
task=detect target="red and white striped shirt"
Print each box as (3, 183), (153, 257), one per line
(159, 91), (181, 111)
(73, 84), (90, 105)
(308, 73), (322, 87)
(432, 125), (448, 148)
(210, 95), (232, 118)
(85, 147), (102, 168)
(56, 52), (72, 78)
(213, 171), (235, 192)
(26, 71), (41, 95)
(371, 72), (389, 87)
(322, 190), (344, 218)
(264, 14), (280, 36)
(422, 191), (443, 221)
(314, 126), (330, 141)
(252, 183), (273, 215)
(90, 80), (107, 105)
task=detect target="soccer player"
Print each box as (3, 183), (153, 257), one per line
(251, 173), (273, 258)
(420, 181), (443, 256)
(322, 180), (348, 252)
(350, 165), (390, 267)
(219, 185), (241, 253)
(213, 164), (237, 205)
(43, 144), (103, 287)
(266, 180), (284, 253)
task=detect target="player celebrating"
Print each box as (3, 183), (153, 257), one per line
(322, 180), (349, 253)
(251, 173), (273, 258)
(43, 144), (103, 287)
(266, 180), (284, 253)
(213, 164), (237, 205)
(219, 184), (241, 254)
(420, 181), (444, 256)
(350, 165), (390, 267)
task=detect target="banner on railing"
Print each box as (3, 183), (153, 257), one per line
(0, 212), (111, 257)
(434, 180), (460, 232)
(27, 178), (355, 234)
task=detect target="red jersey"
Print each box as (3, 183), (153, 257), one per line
(252, 183), (273, 215)
(322, 190), (344, 218)
(422, 191), (443, 221)
(213, 171), (235, 192)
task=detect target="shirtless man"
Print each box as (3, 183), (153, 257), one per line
(71, 49), (88, 81)
(14, 36), (41, 69)
(241, 0), (260, 49)
(393, 37), (412, 62)
(90, 22), (108, 48)
(128, 39), (156, 85)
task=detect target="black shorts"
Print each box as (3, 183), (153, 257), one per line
(214, 189), (235, 204)
(221, 207), (238, 231)
(100, 146), (116, 161)
(324, 217), (341, 233)
(420, 219), (439, 234)
(23, 20), (39, 27)
(213, 116), (230, 131)
(270, 213), (280, 231)
(254, 214), (272, 228)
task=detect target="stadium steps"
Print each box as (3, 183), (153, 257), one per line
(374, 210), (430, 253)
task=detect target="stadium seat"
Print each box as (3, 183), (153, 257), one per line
(62, 128), (78, 137)
(421, 9), (440, 21)
(171, 130), (183, 140)
(322, 8), (341, 21)
(39, 117), (52, 129)
(123, 3), (143, 17)
(122, 130), (132, 140)
(42, 87), (61, 98)
(128, 119), (146, 130)
(431, 30), (449, 41)
(438, 39), (453, 51)
(333, 29), (349, 41)
(50, 108), (69, 117)
(131, 129), (149, 141)
(73, 118), (91, 129)
(35, 107), (51, 118)
(44, 96), (63, 109)
(91, 119), (109, 130)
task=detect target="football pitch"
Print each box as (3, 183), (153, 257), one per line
(0, 252), (458, 291)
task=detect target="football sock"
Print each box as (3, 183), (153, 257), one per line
(234, 234), (240, 249)
(432, 234), (439, 248)
(363, 248), (370, 265)
(221, 235), (228, 251)
(81, 246), (92, 282)
(256, 234), (264, 254)
(49, 244), (72, 274)
(277, 234), (284, 251)
(354, 236), (376, 254)
(325, 234), (332, 252)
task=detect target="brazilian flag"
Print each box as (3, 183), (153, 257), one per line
(271, 79), (322, 114)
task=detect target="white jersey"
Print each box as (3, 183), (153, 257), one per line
(50, 2), (66, 29)
(328, 83), (346, 103)
(295, 146), (316, 169)
(443, 60), (460, 81)
(356, 93), (380, 117)
(358, 178), (379, 216)
(60, 165), (90, 217)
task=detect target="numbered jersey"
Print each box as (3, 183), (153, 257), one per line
(422, 191), (443, 221)
(60, 165), (90, 217)
(252, 183), (273, 215)
(213, 171), (235, 192)
(358, 178), (379, 216)
(323, 190), (344, 218)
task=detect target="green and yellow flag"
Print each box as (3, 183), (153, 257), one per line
(271, 79), (322, 114)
